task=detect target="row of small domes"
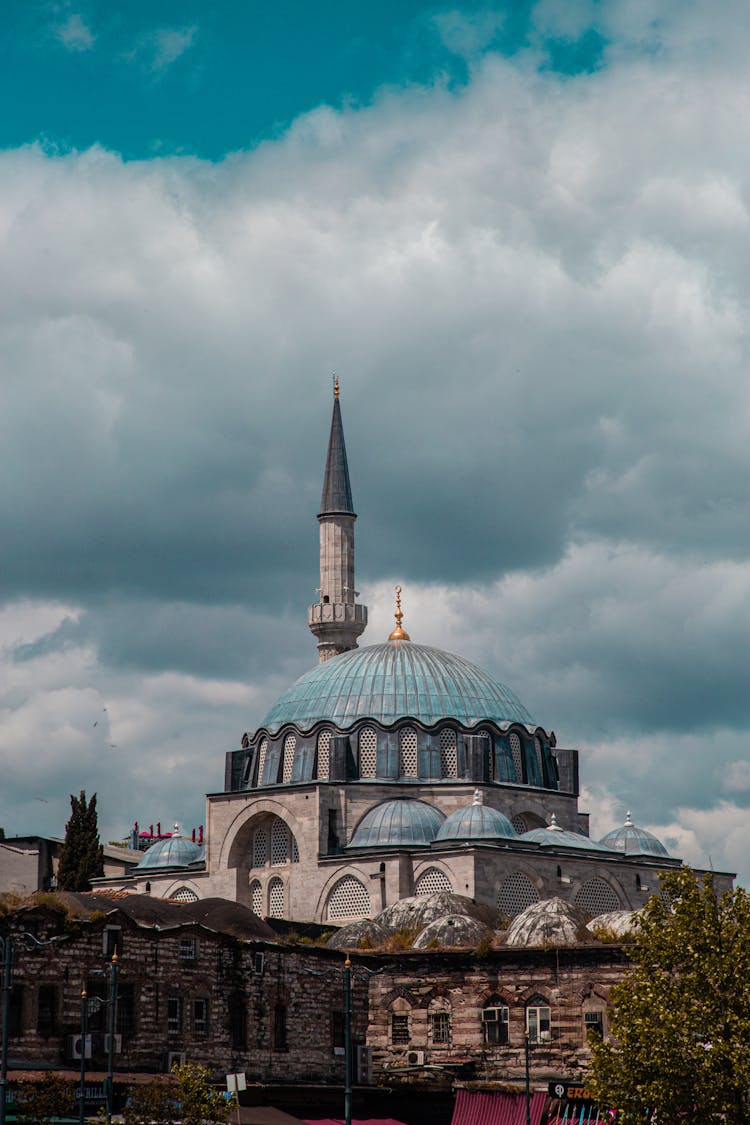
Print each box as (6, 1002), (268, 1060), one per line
(348, 794), (669, 857)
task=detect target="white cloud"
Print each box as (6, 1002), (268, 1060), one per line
(128, 25), (198, 73)
(0, 38), (749, 882)
(54, 13), (94, 52)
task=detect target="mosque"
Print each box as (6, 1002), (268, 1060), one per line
(96, 384), (731, 919)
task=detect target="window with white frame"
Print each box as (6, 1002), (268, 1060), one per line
(193, 998), (209, 1036)
(178, 937), (197, 962)
(482, 1000), (510, 1045)
(526, 998), (551, 1043)
(167, 996), (182, 1036)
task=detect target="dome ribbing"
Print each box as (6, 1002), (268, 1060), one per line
(348, 799), (444, 848)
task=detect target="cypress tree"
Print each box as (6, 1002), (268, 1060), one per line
(57, 790), (105, 891)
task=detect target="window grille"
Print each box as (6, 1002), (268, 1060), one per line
(326, 875), (370, 920)
(172, 887), (198, 903)
(498, 872), (539, 918)
(439, 729), (457, 778)
(399, 727), (418, 777)
(415, 867), (452, 896)
(37, 985), (58, 1037)
(282, 733), (297, 783)
(253, 827), (267, 868)
(359, 727), (377, 778)
(193, 999), (209, 1036)
(584, 1011), (605, 1038)
(167, 997), (182, 1036)
(178, 938), (196, 961)
(430, 1011), (451, 1044)
(269, 877), (285, 918)
(482, 1004), (509, 1045)
(249, 879), (263, 916)
(509, 732), (524, 781)
(257, 738), (268, 785)
(526, 1000), (551, 1043)
(574, 879), (621, 915)
(511, 814), (527, 835)
(274, 1004), (287, 1050)
(292, 835), (299, 862)
(271, 818), (289, 866)
(317, 730), (331, 780)
(391, 1013), (410, 1045)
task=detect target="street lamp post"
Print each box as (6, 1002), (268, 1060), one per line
(524, 1030), (531, 1125)
(0, 931), (63, 1125)
(79, 951), (118, 1125)
(104, 953), (118, 1125)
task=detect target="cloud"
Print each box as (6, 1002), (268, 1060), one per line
(54, 12), (94, 52)
(128, 25), (198, 74)
(0, 25), (749, 881)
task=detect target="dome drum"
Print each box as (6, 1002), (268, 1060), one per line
(230, 720), (559, 792)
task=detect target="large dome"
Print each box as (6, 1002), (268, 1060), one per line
(261, 641), (536, 733)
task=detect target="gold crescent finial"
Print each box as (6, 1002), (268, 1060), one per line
(333, 374), (340, 399)
(388, 585), (411, 641)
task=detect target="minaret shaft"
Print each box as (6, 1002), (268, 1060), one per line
(308, 383), (368, 662)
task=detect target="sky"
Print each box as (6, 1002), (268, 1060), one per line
(0, 0), (748, 882)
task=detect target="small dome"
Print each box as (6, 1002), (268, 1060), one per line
(522, 815), (614, 852)
(505, 897), (592, 948)
(376, 892), (498, 934)
(135, 834), (204, 870)
(348, 799), (444, 849)
(261, 641), (536, 732)
(327, 918), (390, 951)
(412, 914), (488, 949)
(436, 790), (516, 842)
(598, 813), (669, 857)
(587, 910), (641, 939)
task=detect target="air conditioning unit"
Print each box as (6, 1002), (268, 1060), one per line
(67, 1034), (92, 1060)
(166, 1051), (186, 1071)
(355, 1045), (372, 1085)
(406, 1050), (425, 1066)
(104, 1034), (122, 1054)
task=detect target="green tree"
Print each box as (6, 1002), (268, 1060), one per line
(124, 1077), (177, 1125)
(172, 1063), (231, 1125)
(15, 1075), (75, 1125)
(57, 790), (105, 891)
(588, 867), (750, 1123)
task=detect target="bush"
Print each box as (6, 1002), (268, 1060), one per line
(15, 1076), (75, 1125)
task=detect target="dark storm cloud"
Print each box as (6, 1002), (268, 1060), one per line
(0, 19), (749, 876)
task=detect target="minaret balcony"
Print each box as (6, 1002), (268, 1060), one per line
(308, 602), (368, 627)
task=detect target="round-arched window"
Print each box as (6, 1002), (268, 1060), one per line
(415, 867), (452, 896)
(171, 887), (198, 903)
(359, 727), (377, 778)
(269, 877), (285, 918)
(509, 732), (524, 782)
(326, 875), (370, 920)
(439, 729), (457, 778)
(498, 872), (539, 918)
(249, 879), (263, 916)
(317, 729), (331, 780)
(399, 727), (418, 777)
(574, 879), (621, 915)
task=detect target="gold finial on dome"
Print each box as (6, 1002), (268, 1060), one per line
(388, 585), (411, 641)
(333, 374), (340, 399)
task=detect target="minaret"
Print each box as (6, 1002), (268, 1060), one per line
(308, 379), (368, 661)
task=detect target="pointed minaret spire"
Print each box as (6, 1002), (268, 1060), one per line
(308, 379), (368, 662)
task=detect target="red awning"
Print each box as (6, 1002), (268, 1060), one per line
(450, 1089), (547, 1125)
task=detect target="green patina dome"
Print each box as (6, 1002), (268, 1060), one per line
(261, 640), (536, 734)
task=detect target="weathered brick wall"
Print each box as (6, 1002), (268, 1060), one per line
(366, 946), (630, 1085)
(2, 907), (368, 1083)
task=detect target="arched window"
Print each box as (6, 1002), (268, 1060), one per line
(268, 877), (284, 919)
(271, 819), (289, 866)
(508, 732), (524, 782)
(257, 738), (268, 785)
(399, 727), (418, 777)
(439, 729), (457, 778)
(359, 727), (377, 778)
(498, 872), (539, 919)
(415, 867), (452, 896)
(282, 733), (296, 783)
(252, 827), (268, 868)
(574, 879), (621, 916)
(317, 730), (331, 780)
(526, 995), (551, 1043)
(534, 736), (545, 780)
(428, 998), (451, 1045)
(326, 875), (370, 921)
(511, 814), (528, 835)
(482, 996), (509, 1045)
(171, 887), (198, 903)
(249, 879), (263, 916)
